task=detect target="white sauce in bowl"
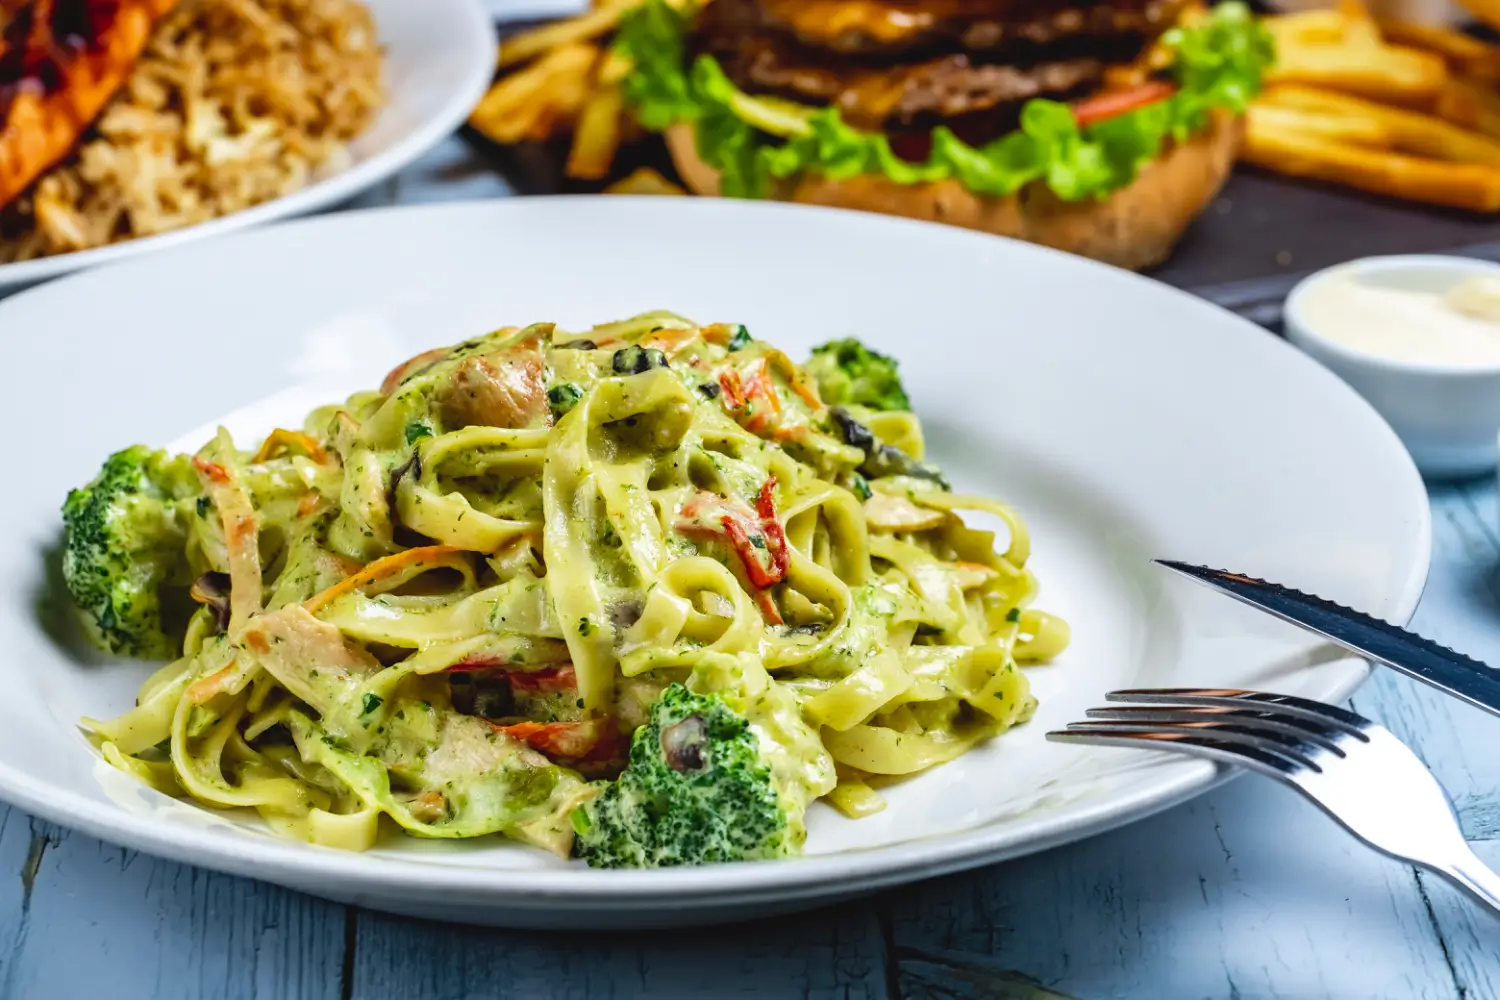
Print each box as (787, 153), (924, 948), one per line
(1298, 266), (1500, 366)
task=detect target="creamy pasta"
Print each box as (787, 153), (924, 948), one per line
(75, 312), (1068, 863)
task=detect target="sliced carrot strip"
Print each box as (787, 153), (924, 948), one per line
(304, 545), (469, 614)
(193, 454), (262, 629)
(252, 429), (330, 465)
(766, 349), (823, 409)
(642, 326), (702, 357)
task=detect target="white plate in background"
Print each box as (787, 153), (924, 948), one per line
(0, 0), (493, 293)
(486, 0), (585, 19)
(0, 198), (1429, 928)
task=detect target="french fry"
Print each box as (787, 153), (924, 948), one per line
(1266, 38), (1448, 106)
(495, 0), (709, 68)
(1265, 10), (1373, 46)
(497, 0), (636, 69)
(1264, 5), (1456, 106)
(1378, 19), (1500, 82)
(1247, 103), (1389, 148)
(1435, 76), (1500, 142)
(597, 48), (635, 86)
(605, 168), (688, 195)
(566, 86), (626, 180)
(1262, 83), (1500, 167)
(470, 44), (599, 144)
(1243, 117), (1500, 212)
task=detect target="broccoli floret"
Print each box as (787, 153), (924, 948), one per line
(573, 683), (791, 868)
(805, 338), (910, 411)
(61, 445), (200, 658)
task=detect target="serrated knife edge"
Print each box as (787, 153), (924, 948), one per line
(1156, 559), (1500, 720)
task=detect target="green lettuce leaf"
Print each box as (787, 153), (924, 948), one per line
(612, 0), (1273, 202)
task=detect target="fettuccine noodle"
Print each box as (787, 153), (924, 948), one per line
(83, 313), (1068, 856)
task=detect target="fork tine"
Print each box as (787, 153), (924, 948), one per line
(1045, 726), (1314, 777)
(1105, 688), (1371, 738)
(1082, 706), (1348, 755)
(1057, 720), (1325, 771)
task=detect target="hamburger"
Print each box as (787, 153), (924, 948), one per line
(613, 0), (1272, 269)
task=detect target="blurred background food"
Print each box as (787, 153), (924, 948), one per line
(470, 0), (1275, 271)
(0, 0), (385, 262)
(1243, 0), (1500, 212)
(469, 0), (1500, 270)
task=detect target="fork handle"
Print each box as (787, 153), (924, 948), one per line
(1435, 845), (1500, 916)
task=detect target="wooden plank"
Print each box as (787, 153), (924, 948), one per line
(0, 813), (346, 1000)
(883, 484), (1500, 998)
(1349, 484), (1500, 838)
(888, 774), (1459, 1000)
(1416, 839), (1500, 1000)
(348, 905), (888, 999)
(1344, 482), (1500, 1000)
(0, 806), (40, 993)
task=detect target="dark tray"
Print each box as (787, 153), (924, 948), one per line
(1154, 170), (1500, 329)
(476, 17), (1500, 332)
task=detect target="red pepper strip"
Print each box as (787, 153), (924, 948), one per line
(755, 477), (791, 580)
(445, 660), (577, 694)
(719, 476), (790, 590)
(754, 590), (785, 627)
(721, 515), (780, 589)
(1070, 81), (1175, 128)
(444, 656), (504, 674)
(719, 369), (746, 409)
(493, 718), (622, 761)
(507, 663), (577, 694)
(741, 359), (783, 434)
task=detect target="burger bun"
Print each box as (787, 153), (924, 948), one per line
(664, 111), (1240, 272)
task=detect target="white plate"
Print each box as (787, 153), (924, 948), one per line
(0, 0), (492, 293)
(0, 198), (1429, 929)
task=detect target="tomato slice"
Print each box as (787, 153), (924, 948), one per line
(494, 718), (623, 762)
(1070, 81), (1176, 128)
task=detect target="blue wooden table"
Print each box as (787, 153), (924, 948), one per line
(6, 137), (1499, 1000)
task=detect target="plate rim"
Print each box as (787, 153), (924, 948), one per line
(0, 196), (1433, 907)
(0, 0), (494, 291)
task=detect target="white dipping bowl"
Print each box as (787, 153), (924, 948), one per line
(1284, 254), (1500, 479)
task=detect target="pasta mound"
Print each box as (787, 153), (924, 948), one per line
(1, 0), (384, 261)
(70, 314), (1070, 865)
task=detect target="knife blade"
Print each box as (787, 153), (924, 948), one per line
(1156, 559), (1500, 720)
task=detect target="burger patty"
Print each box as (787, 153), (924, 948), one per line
(754, 0), (1187, 57)
(715, 33), (1107, 129)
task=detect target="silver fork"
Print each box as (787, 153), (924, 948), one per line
(1046, 688), (1500, 915)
